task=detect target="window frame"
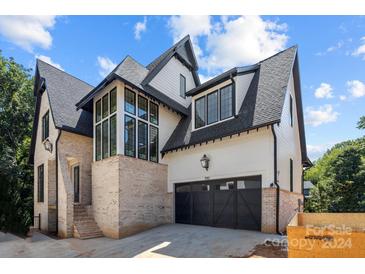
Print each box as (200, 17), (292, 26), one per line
(137, 120), (148, 160)
(102, 93), (109, 119)
(195, 95), (206, 129)
(109, 114), (117, 157)
(290, 94), (293, 127)
(110, 88), (117, 114)
(219, 84), (234, 121)
(125, 88), (136, 115)
(207, 90), (219, 125)
(149, 125), (159, 163)
(38, 164), (44, 203)
(149, 101), (159, 125)
(290, 158), (293, 192)
(138, 95), (148, 121)
(124, 114), (136, 158)
(72, 165), (80, 203)
(42, 111), (49, 141)
(180, 74), (186, 98)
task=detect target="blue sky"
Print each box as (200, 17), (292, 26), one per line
(0, 15), (364, 160)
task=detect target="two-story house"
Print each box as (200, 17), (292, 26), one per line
(29, 35), (311, 239)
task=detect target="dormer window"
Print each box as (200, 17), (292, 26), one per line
(194, 84), (234, 130)
(180, 74), (186, 98)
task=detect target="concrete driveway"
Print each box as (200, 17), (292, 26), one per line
(0, 224), (283, 258)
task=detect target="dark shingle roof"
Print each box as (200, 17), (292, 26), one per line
(37, 59), (94, 137)
(162, 46), (298, 153)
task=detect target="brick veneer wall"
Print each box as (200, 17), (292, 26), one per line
(262, 187), (303, 234)
(92, 155), (172, 239)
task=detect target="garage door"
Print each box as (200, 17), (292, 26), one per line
(175, 176), (261, 231)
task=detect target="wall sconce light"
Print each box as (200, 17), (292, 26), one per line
(43, 139), (53, 153)
(200, 154), (210, 171)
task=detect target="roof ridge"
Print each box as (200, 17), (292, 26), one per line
(124, 55), (148, 70)
(257, 45), (298, 64)
(37, 59), (94, 88)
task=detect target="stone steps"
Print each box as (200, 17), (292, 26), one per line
(73, 205), (103, 240)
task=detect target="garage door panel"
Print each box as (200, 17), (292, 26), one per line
(175, 185), (192, 224)
(213, 191), (235, 228)
(192, 192), (210, 225)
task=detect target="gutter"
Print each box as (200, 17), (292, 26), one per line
(271, 124), (280, 234)
(55, 130), (61, 235)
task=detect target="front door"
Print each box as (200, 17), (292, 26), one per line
(73, 165), (80, 203)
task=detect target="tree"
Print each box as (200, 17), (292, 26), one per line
(0, 51), (34, 234)
(358, 116), (365, 130)
(305, 136), (365, 213)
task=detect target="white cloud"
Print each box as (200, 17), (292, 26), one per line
(36, 55), (63, 71)
(97, 56), (117, 78)
(347, 80), (365, 98)
(0, 16), (56, 52)
(339, 95), (347, 101)
(199, 74), (214, 84)
(352, 37), (365, 59)
(307, 143), (334, 160)
(314, 83), (333, 99)
(134, 17), (147, 40)
(305, 104), (339, 127)
(168, 16), (288, 74)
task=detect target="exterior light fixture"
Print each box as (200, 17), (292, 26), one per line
(200, 154), (210, 171)
(43, 139), (53, 153)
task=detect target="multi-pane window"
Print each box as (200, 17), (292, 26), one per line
(73, 165), (80, 203)
(194, 84), (234, 130)
(124, 115), (136, 157)
(138, 95), (148, 121)
(38, 164), (44, 203)
(180, 74), (186, 98)
(138, 121), (148, 160)
(220, 85), (233, 120)
(95, 88), (117, 161)
(125, 88), (136, 114)
(290, 94), (293, 127)
(124, 88), (159, 162)
(150, 126), (158, 163)
(42, 111), (49, 141)
(150, 102), (159, 125)
(207, 91), (218, 124)
(195, 97), (206, 129)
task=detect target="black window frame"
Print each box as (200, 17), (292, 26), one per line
(290, 158), (293, 192)
(73, 165), (80, 203)
(102, 93), (109, 119)
(290, 94), (293, 127)
(42, 111), (49, 141)
(38, 164), (44, 203)
(102, 119), (109, 159)
(149, 101), (159, 125)
(180, 74), (186, 98)
(149, 125), (159, 163)
(219, 84), (234, 121)
(138, 95), (148, 121)
(124, 115), (136, 157)
(110, 88), (117, 114)
(207, 90), (219, 125)
(195, 96), (206, 129)
(138, 120), (148, 160)
(95, 124), (102, 161)
(95, 99), (102, 123)
(125, 88), (136, 115)
(109, 114), (117, 157)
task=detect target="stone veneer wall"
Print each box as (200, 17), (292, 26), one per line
(261, 187), (303, 234)
(92, 155), (172, 239)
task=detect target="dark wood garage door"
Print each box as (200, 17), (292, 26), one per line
(175, 176), (261, 231)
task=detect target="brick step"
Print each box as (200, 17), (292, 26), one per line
(73, 204), (103, 239)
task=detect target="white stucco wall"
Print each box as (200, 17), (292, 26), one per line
(163, 127), (274, 193)
(275, 71), (303, 193)
(149, 56), (195, 108)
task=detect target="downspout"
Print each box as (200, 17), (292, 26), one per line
(271, 124), (280, 234)
(55, 130), (62, 235)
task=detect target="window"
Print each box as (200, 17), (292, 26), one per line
(95, 100), (101, 123)
(195, 96), (206, 129)
(102, 94), (109, 119)
(124, 115), (136, 157)
(42, 111), (49, 141)
(150, 102), (159, 125)
(290, 94), (293, 127)
(207, 91), (218, 124)
(125, 88), (136, 114)
(138, 95), (148, 121)
(95, 124), (102, 161)
(149, 126), (158, 163)
(110, 88), (117, 114)
(138, 121), (148, 160)
(94, 88), (117, 161)
(180, 74), (186, 98)
(73, 165), (80, 203)
(290, 159), (293, 192)
(110, 115), (117, 156)
(37, 164), (44, 202)
(102, 120), (109, 159)
(220, 85), (233, 120)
